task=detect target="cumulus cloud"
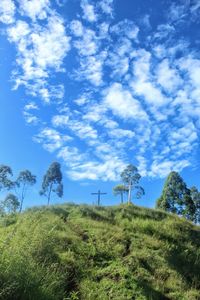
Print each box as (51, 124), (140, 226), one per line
(0, 0), (15, 24)
(98, 0), (113, 15)
(18, 0), (50, 21)
(156, 59), (182, 92)
(104, 83), (148, 120)
(81, 0), (97, 22)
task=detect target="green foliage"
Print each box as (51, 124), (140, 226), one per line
(1, 193), (20, 214)
(120, 164), (144, 203)
(190, 186), (200, 224)
(156, 172), (189, 213)
(0, 204), (199, 300)
(113, 184), (128, 203)
(156, 172), (200, 223)
(0, 165), (13, 191)
(40, 162), (63, 205)
(15, 170), (36, 212)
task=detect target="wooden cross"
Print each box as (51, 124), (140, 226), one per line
(91, 190), (107, 206)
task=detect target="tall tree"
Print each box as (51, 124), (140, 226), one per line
(190, 186), (200, 224)
(156, 171), (190, 215)
(40, 162), (63, 205)
(113, 184), (129, 204)
(0, 165), (13, 191)
(1, 193), (20, 214)
(120, 164), (144, 204)
(15, 170), (36, 212)
(183, 193), (196, 221)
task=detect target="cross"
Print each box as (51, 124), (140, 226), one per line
(91, 190), (107, 206)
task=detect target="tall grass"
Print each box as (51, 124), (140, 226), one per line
(0, 204), (200, 300)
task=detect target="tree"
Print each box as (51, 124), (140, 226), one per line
(113, 184), (129, 204)
(0, 165), (14, 191)
(40, 162), (63, 205)
(190, 186), (200, 224)
(15, 170), (36, 212)
(156, 171), (190, 215)
(120, 164), (144, 204)
(1, 193), (20, 214)
(183, 193), (196, 222)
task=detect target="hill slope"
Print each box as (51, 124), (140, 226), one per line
(0, 204), (200, 300)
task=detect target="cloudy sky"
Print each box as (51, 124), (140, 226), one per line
(0, 0), (200, 207)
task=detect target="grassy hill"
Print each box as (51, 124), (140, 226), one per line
(0, 203), (200, 300)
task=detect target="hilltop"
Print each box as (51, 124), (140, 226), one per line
(0, 204), (200, 300)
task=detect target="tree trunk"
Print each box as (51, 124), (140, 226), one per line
(121, 192), (123, 204)
(128, 182), (132, 204)
(47, 183), (53, 206)
(19, 196), (24, 213)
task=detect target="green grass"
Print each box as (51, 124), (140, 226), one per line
(0, 203), (200, 300)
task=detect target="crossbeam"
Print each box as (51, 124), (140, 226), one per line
(91, 190), (107, 206)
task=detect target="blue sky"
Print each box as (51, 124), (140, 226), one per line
(0, 0), (200, 208)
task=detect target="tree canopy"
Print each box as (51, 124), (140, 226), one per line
(120, 164), (144, 203)
(1, 193), (20, 214)
(156, 171), (200, 222)
(0, 165), (13, 191)
(40, 162), (63, 205)
(15, 170), (36, 212)
(113, 184), (129, 203)
(156, 171), (190, 214)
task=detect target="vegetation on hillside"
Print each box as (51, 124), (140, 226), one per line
(0, 204), (200, 300)
(156, 171), (200, 223)
(1, 163), (200, 224)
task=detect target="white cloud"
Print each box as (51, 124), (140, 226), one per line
(156, 59), (182, 92)
(104, 83), (148, 120)
(18, 0), (50, 21)
(81, 0), (97, 22)
(130, 50), (169, 108)
(132, 80), (168, 107)
(7, 20), (31, 42)
(109, 128), (135, 139)
(67, 119), (98, 140)
(70, 20), (84, 37)
(67, 157), (125, 181)
(7, 14), (70, 102)
(58, 146), (86, 167)
(131, 49), (151, 81)
(2, 0), (200, 181)
(0, 0), (15, 24)
(98, 0), (113, 15)
(149, 159), (190, 178)
(154, 24), (175, 40)
(52, 115), (69, 127)
(179, 56), (200, 90)
(24, 102), (39, 111)
(110, 19), (139, 40)
(77, 53), (106, 86)
(34, 128), (72, 152)
(23, 111), (39, 125)
(74, 94), (90, 106)
(74, 29), (98, 56)
(30, 16), (70, 70)
(83, 103), (107, 122)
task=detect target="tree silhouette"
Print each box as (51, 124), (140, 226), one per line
(120, 164), (144, 204)
(15, 170), (36, 212)
(40, 162), (63, 205)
